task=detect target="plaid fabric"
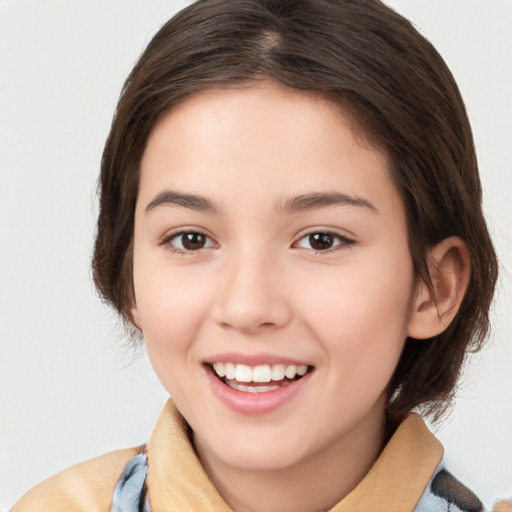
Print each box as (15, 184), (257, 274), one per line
(416, 464), (485, 512)
(109, 453), (151, 512)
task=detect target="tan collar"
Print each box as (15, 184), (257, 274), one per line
(147, 400), (231, 511)
(330, 412), (443, 512)
(147, 400), (443, 512)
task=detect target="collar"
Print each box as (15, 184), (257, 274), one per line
(330, 412), (443, 511)
(146, 400), (443, 512)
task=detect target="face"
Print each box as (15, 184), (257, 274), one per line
(132, 82), (418, 473)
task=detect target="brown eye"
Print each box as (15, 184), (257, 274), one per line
(181, 232), (207, 250)
(166, 231), (216, 253)
(295, 231), (354, 252)
(308, 233), (334, 251)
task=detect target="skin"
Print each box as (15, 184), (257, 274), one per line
(131, 81), (434, 512)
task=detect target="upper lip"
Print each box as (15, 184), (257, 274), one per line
(204, 352), (312, 367)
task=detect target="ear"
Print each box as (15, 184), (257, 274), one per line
(408, 237), (470, 340)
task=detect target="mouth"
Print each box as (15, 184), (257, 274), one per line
(208, 362), (313, 394)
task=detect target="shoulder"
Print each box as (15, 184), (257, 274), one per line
(11, 446), (140, 512)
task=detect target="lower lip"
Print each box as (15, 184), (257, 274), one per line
(204, 366), (312, 416)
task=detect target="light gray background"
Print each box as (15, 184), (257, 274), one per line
(1, 0), (510, 509)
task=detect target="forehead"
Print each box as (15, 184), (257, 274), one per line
(138, 82), (402, 222)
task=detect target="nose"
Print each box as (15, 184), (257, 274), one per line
(211, 250), (292, 334)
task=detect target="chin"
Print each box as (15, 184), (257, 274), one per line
(204, 431), (314, 473)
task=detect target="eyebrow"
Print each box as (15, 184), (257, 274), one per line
(145, 190), (219, 213)
(145, 190), (378, 215)
(278, 192), (378, 214)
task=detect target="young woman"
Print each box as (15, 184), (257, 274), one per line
(11, 1), (504, 511)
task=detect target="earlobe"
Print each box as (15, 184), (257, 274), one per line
(407, 237), (470, 340)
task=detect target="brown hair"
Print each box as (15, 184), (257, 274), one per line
(92, 0), (498, 421)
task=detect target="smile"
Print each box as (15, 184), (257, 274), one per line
(212, 362), (309, 393)
(205, 360), (313, 412)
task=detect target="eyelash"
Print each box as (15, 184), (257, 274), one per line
(160, 229), (355, 256)
(294, 230), (355, 254)
(160, 230), (218, 256)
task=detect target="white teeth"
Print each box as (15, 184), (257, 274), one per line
(253, 365), (272, 383)
(285, 365), (297, 379)
(297, 365), (308, 376)
(212, 362), (225, 377)
(228, 382), (281, 393)
(225, 362), (236, 380)
(271, 364), (286, 381)
(235, 364), (252, 382)
(211, 362), (309, 383)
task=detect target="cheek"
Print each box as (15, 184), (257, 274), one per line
(298, 251), (414, 371)
(133, 262), (215, 354)
(133, 264), (217, 398)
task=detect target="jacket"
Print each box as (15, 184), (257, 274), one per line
(12, 399), (485, 512)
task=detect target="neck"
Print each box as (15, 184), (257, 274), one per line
(194, 401), (387, 512)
